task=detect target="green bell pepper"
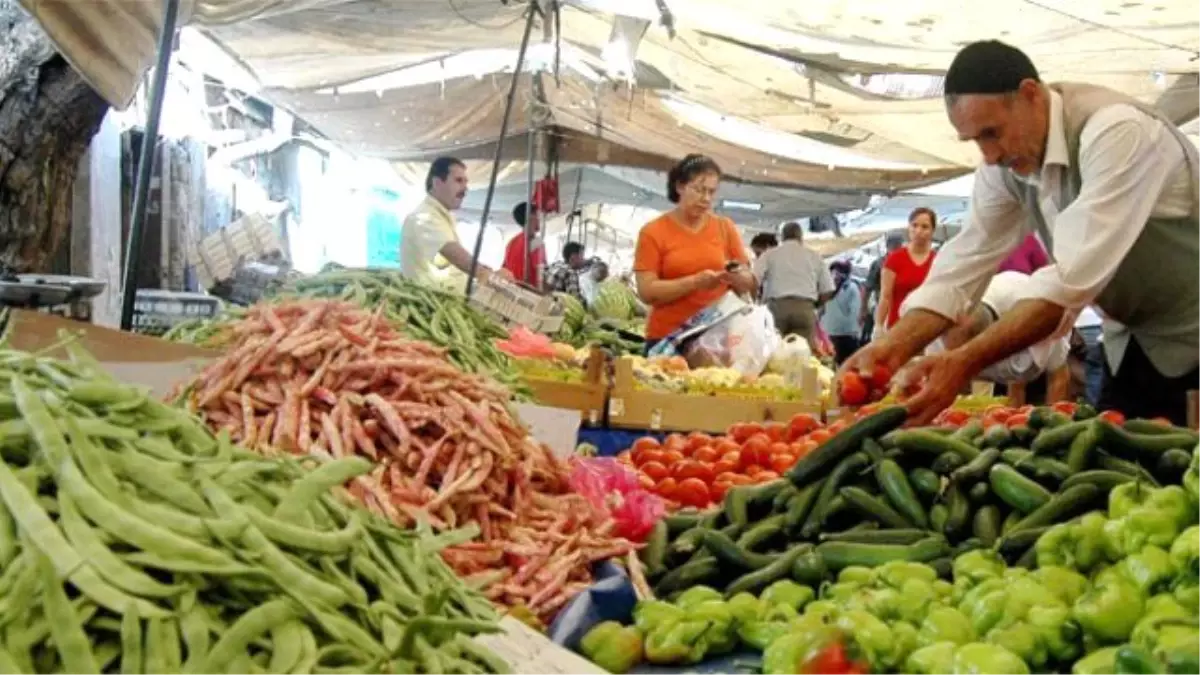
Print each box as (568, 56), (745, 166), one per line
(986, 623), (1048, 670)
(838, 566), (876, 586)
(579, 621), (644, 674)
(1130, 596), (1193, 653)
(642, 619), (709, 665)
(1155, 624), (1200, 675)
(674, 585), (723, 609)
(836, 608), (896, 669)
(1115, 644), (1164, 675)
(1001, 577), (1060, 626)
(803, 600), (839, 623)
(821, 581), (864, 603)
(952, 642), (1030, 674)
(762, 625), (841, 675)
(1173, 581), (1198, 614)
(906, 641), (956, 674)
(855, 586), (902, 622)
(1111, 482), (1155, 520)
(1038, 514), (1112, 573)
(632, 600), (683, 634)
(690, 600), (737, 655)
(879, 560), (939, 588)
(727, 592), (765, 626)
(1073, 646), (1120, 674)
(1026, 603), (1083, 663)
(892, 621), (920, 666)
(895, 578), (937, 624)
(1120, 487), (1194, 555)
(1073, 577), (1146, 644)
(933, 579), (955, 601)
(1170, 525), (1198, 582)
(1183, 447), (1198, 510)
(737, 620), (791, 651)
(958, 580), (1009, 637)
(954, 549), (1007, 587)
(919, 606), (975, 647)
(1120, 546), (1178, 595)
(1033, 565), (1091, 606)
(760, 579), (815, 613)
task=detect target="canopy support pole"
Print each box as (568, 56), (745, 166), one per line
(465, 2), (538, 298)
(524, 111), (537, 287)
(119, 0), (182, 331)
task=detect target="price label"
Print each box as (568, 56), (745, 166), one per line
(609, 398), (625, 417)
(650, 409), (663, 430)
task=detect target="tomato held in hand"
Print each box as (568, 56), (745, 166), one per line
(870, 364), (893, 392)
(839, 372), (869, 406)
(675, 478), (711, 508)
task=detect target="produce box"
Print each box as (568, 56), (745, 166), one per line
(470, 279), (566, 335)
(607, 357), (823, 433)
(522, 348), (610, 425)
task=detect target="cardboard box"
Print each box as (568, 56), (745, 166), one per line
(607, 357), (823, 433)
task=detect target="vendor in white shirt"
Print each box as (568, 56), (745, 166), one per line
(924, 271), (1069, 384)
(844, 40), (1198, 426)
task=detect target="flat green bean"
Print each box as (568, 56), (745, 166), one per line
(267, 620), (306, 674)
(37, 553), (100, 673)
(273, 457), (373, 524)
(60, 492), (183, 598)
(190, 599), (300, 674)
(246, 507), (361, 554)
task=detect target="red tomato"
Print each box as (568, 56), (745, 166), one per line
(640, 461), (670, 482)
(631, 437), (660, 453)
(791, 440), (818, 458)
(709, 479), (732, 502)
(742, 434), (772, 467)
(769, 453), (796, 473)
(786, 414), (821, 441)
(673, 460), (714, 484)
(764, 423), (786, 443)
(801, 642), (868, 675)
(1018, 404), (1036, 414)
(938, 409), (972, 427)
(715, 471), (743, 485)
(693, 447), (720, 463)
(720, 450), (742, 467)
(767, 441), (789, 455)
(675, 478), (711, 508)
(663, 433), (688, 452)
(686, 432), (714, 453)
(1052, 401), (1078, 416)
(984, 405), (1014, 422)
(712, 459), (738, 475)
(728, 423), (763, 443)
(744, 464), (764, 477)
(754, 470), (779, 483)
(661, 449), (685, 466)
(1099, 410), (1127, 425)
(825, 420), (848, 436)
(714, 438), (741, 454)
(869, 364), (893, 392)
(840, 372), (869, 406)
(634, 449), (665, 467)
(807, 429), (834, 446)
(655, 477), (678, 500)
(1006, 413), (1031, 429)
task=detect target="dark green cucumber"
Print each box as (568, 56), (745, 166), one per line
(953, 537), (986, 557)
(979, 426), (1013, 449)
(820, 528), (929, 545)
(929, 504), (949, 533)
(996, 526), (1050, 562)
(1155, 448), (1193, 484)
(771, 483), (800, 512)
(1060, 469), (1135, 492)
(967, 481), (991, 505)
(875, 459), (928, 528)
(725, 481), (787, 527)
(887, 429), (981, 461)
(1000, 510), (1022, 535)
(640, 520), (669, 576)
(908, 467), (942, 501)
(950, 448), (1001, 484)
(786, 406), (907, 486)
(789, 547), (828, 585)
(1094, 421), (1197, 458)
(861, 437), (887, 462)
(988, 464), (1052, 514)
(736, 514), (786, 551)
(800, 453), (868, 539)
(932, 452), (968, 474)
(724, 544), (810, 597)
(820, 494), (851, 527)
(702, 529), (776, 570)
(1007, 483), (1103, 535)
(1001, 448), (1033, 466)
(928, 557), (953, 580)
(1124, 419), (1200, 441)
(950, 420), (985, 442)
(664, 510), (708, 536)
(1065, 423), (1100, 472)
(815, 536), (950, 570)
(1073, 403), (1098, 420)
(653, 557), (720, 596)
(1028, 406), (1055, 429)
(783, 481), (823, 533)
(1030, 420), (1092, 455)
(1010, 425), (1038, 447)
(972, 504), (1001, 546)
(840, 486), (914, 529)
(1096, 454), (1161, 487)
(942, 483), (972, 541)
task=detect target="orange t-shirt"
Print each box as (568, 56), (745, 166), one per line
(634, 213), (749, 339)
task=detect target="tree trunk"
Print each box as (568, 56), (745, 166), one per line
(0, 0), (109, 272)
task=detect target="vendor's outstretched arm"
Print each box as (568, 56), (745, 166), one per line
(957, 298), (1064, 374)
(880, 309), (956, 368)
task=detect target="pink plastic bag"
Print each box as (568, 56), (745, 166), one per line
(494, 325), (557, 359)
(569, 458), (665, 542)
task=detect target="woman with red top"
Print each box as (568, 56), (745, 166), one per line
(875, 207), (937, 336)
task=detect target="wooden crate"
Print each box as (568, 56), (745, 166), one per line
(188, 213), (284, 290)
(606, 357), (823, 433)
(521, 349), (609, 424)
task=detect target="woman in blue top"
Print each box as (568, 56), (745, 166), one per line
(820, 260), (863, 365)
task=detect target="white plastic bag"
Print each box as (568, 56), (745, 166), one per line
(684, 305), (781, 377)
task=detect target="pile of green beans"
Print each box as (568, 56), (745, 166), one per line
(0, 343), (509, 674)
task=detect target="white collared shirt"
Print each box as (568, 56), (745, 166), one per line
(399, 195), (467, 292)
(903, 90), (1195, 322)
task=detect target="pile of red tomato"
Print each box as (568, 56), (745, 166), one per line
(616, 414), (842, 509)
(930, 400), (1126, 429)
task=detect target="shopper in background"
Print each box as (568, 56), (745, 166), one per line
(545, 242), (588, 302)
(874, 207), (937, 337)
(633, 154), (756, 351)
(754, 221), (834, 352)
(997, 232), (1050, 274)
(581, 259), (609, 307)
(860, 233), (903, 343)
(399, 157), (512, 291)
(821, 260), (862, 364)
(749, 232), (779, 259)
(501, 201), (546, 287)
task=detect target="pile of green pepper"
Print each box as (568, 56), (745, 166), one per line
(0, 343), (508, 674)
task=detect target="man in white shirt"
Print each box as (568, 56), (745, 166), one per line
(399, 156), (510, 292)
(754, 222), (835, 352)
(925, 271), (1069, 384)
(844, 40), (1198, 425)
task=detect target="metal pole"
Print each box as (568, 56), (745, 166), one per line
(465, 2), (538, 298)
(119, 0), (182, 331)
(524, 112), (537, 286)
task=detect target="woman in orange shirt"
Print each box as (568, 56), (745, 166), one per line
(633, 154), (757, 350)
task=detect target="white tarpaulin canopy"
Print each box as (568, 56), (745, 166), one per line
(21, 0), (1199, 193)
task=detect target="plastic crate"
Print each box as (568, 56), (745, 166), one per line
(132, 290), (223, 336)
(469, 282), (565, 335)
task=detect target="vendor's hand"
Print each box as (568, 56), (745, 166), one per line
(693, 269), (723, 290)
(899, 349), (975, 426)
(837, 337), (907, 388)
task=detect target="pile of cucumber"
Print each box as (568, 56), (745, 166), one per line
(639, 406), (1200, 599)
